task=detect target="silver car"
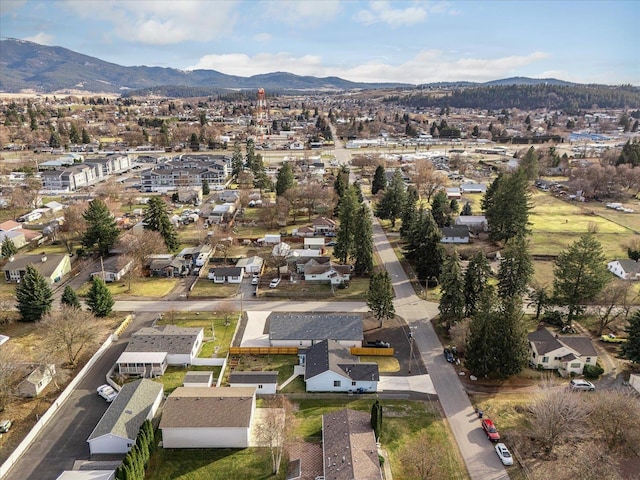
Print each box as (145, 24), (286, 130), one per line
(569, 379), (595, 391)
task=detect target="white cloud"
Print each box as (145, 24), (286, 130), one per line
(356, 1), (427, 27)
(262, 0), (342, 24)
(62, 0), (238, 45)
(253, 32), (272, 42)
(186, 49), (551, 84)
(23, 32), (55, 45)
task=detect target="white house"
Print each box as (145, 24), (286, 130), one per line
(440, 226), (471, 244)
(303, 264), (351, 285)
(528, 327), (598, 377)
(55, 472), (115, 480)
(455, 215), (488, 233)
(160, 387), (257, 448)
(607, 259), (640, 281)
(303, 340), (379, 393)
(208, 266), (244, 283)
(2, 253), (71, 285)
(183, 371), (214, 388)
(116, 351), (168, 377)
(87, 379), (163, 455)
(18, 364), (56, 397)
(228, 371), (278, 395)
(235, 256), (264, 274)
(268, 313), (363, 348)
(303, 237), (325, 250)
(90, 256), (133, 283)
(312, 217), (336, 235)
(460, 183), (487, 193)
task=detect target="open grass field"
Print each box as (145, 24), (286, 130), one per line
(153, 365), (222, 394)
(157, 312), (239, 358)
(189, 280), (239, 298)
(228, 354), (297, 385)
(77, 277), (178, 298)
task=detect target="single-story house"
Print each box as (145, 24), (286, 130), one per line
(303, 340), (378, 393)
(208, 266), (244, 283)
(292, 256), (331, 274)
(160, 387), (257, 448)
(528, 327), (598, 377)
(87, 379), (163, 455)
(445, 187), (462, 199)
(44, 201), (65, 214)
(90, 256), (133, 283)
(455, 215), (488, 233)
(268, 313), (363, 348)
(177, 245), (213, 268)
(0, 230), (27, 250)
(322, 409), (382, 480)
(293, 226), (315, 237)
(236, 256), (263, 274)
(440, 226), (471, 244)
(303, 264), (351, 285)
(183, 371), (214, 388)
(2, 253), (71, 285)
(259, 234), (281, 245)
(460, 183), (487, 193)
(118, 325), (204, 376)
(312, 217), (336, 234)
(146, 256), (189, 277)
(55, 472), (115, 480)
(607, 259), (640, 281)
(303, 237), (325, 250)
(0, 220), (23, 233)
(228, 371), (278, 395)
(18, 364), (56, 397)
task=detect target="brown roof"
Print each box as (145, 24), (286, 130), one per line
(159, 387), (256, 429)
(0, 220), (22, 231)
(322, 409), (382, 480)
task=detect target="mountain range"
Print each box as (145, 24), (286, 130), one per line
(0, 38), (576, 95)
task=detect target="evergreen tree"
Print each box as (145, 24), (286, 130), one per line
(553, 234), (610, 323)
(464, 251), (491, 317)
(439, 249), (465, 328)
(461, 201), (472, 216)
(245, 139), (256, 171)
(352, 204), (373, 275)
(431, 189), (453, 227)
(375, 169), (406, 227)
(143, 197), (179, 251)
(399, 186), (418, 239)
(370, 400), (383, 441)
(81, 127), (91, 144)
(404, 208), (444, 286)
(482, 171), (531, 243)
(86, 277), (114, 317)
(61, 285), (81, 309)
(371, 165), (386, 195)
(497, 236), (533, 298)
(334, 187), (358, 264)
(519, 146), (539, 181)
(367, 271), (395, 328)
(622, 310), (640, 363)
(231, 142), (243, 178)
(275, 162), (295, 196)
(1, 236), (17, 258)
(493, 297), (529, 377)
(69, 123), (80, 144)
(16, 264), (53, 322)
(201, 179), (210, 196)
(465, 289), (497, 377)
(82, 198), (120, 256)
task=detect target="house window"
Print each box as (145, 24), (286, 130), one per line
(570, 363), (581, 368)
(258, 384), (263, 389)
(542, 356), (549, 363)
(333, 380), (341, 387)
(352, 381), (357, 386)
(586, 357), (591, 363)
(532, 352), (536, 358)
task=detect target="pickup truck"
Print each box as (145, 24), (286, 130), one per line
(601, 334), (628, 343)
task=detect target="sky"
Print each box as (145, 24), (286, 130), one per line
(1, 0), (639, 85)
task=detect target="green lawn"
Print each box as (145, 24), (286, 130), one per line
(154, 365), (222, 394)
(228, 354), (297, 385)
(359, 355), (401, 372)
(157, 312), (239, 358)
(77, 277), (178, 298)
(189, 280), (239, 298)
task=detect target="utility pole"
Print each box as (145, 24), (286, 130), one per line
(408, 326), (417, 374)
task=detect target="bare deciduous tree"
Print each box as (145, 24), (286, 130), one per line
(58, 201), (88, 254)
(39, 306), (98, 368)
(253, 396), (292, 475)
(412, 160), (449, 202)
(116, 231), (167, 292)
(448, 318), (471, 355)
(528, 384), (593, 455)
(396, 430), (447, 479)
(215, 300), (236, 327)
(593, 280), (637, 336)
(0, 344), (23, 412)
(589, 389), (640, 453)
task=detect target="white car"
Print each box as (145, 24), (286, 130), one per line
(569, 379), (595, 391)
(495, 443), (513, 466)
(97, 384), (118, 402)
(269, 278), (281, 288)
(251, 275), (259, 285)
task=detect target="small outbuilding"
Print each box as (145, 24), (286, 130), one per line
(228, 371), (278, 395)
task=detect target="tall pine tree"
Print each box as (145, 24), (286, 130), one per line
(16, 264), (53, 322)
(83, 198), (120, 256)
(334, 187), (358, 264)
(143, 197), (179, 252)
(367, 271), (395, 328)
(497, 236), (533, 298)
(371, 165), (386, 195)
(482, 171), (531, 243)
(375, 169), (406, 227)
(86, 277), (114, 317)
(464, 251), (492, 317)
(404, 208), (444, 286)
(439, 249), (465, 328)
(352, 204), (373, 275)
(61, 285), (81, 309)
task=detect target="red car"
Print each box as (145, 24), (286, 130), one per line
(482, 418), (501, 442)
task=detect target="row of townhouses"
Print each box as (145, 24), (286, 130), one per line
(141, 154), (230, 192)
(40, 154), (133, 192)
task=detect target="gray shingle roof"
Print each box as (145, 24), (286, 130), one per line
(213, 267), (243, 276)
(269, 313), (363, 341)
(159, 387), (255, 428)
(322, 409), (382, 480)
(184, 371), (213, 382)
(561, 336), (598, 356)
(528, 328), (564, 355)
(126, 325), (203, 355)
(304, 340), (378, 381)
(613, 259), (640, 274)
(228, 371), (278, 384)
(87, 379), (163, 442)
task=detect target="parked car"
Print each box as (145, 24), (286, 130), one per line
(569, 379), (595, 391)
(601, 333), (627, 343)
(495, 443), (513, 466)
(366, 340), (391, 348)
(0, 419), (12, 433)
(269, 278), (281, 288)
(443, 348), (455, 363)
(481, 418), (501, 442)
(252, 276), (259, 285)
(97, 384), (118, 402)
(326, 241), (337, 247)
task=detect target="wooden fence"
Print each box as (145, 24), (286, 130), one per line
(229, 346), (299, 355)
(350, 347), (395, 356)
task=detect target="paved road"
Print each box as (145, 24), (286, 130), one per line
(113, 299), (369, 313)
(5, 313), (157, 480)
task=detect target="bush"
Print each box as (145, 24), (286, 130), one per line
(543, 310), (564, 327)
(583, 364), (604, 379)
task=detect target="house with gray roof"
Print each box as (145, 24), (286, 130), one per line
(160, 387), (256, 448)
(607, 259), (640, 281)
(2, 253), (71, 285)
(208, 266), (244, 283)
(528, 327), (598, 377)
(302, 340), (378, 393)
(87, 379), (163, 455)
(322, 409), (382, 480)
(268, 313), (363, 348)
(228, 371), (278, 395)
(183, 371), (214, 388)
(440, 226), (471, 244)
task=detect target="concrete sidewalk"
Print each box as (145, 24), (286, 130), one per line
(378, 374), (436, 395)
